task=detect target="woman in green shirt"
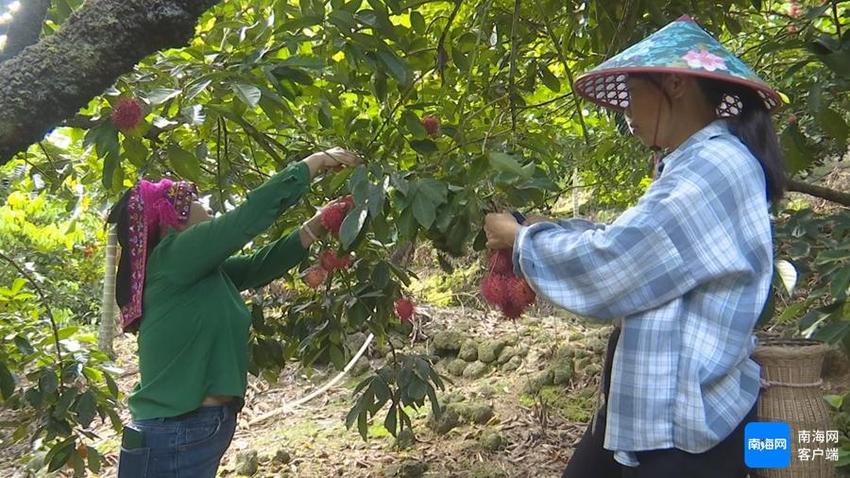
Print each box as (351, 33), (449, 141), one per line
(110, 147), (360, 477)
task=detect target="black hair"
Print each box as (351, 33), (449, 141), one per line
(630, 73), (786, 203)
(695, 77), (786, 203)
(105, 189), (134, 308)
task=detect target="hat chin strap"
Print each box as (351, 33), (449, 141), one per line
(650, 97), (664, 179)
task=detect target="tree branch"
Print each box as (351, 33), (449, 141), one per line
(0, 0), (223, 165)
(787, 178), (850, 207)
(0, 0), (50, 63)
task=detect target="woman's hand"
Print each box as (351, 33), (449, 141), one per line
(484, 213), (521, 250)
(299, 211), (325, 248)
(298, 196), (353, 248)
(303, 147), (361, 178)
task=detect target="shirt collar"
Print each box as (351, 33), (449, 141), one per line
(657, 119), (730, 174)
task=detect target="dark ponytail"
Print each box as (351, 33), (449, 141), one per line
(696, 77), (786, 203)
(106, 189), (133, 308)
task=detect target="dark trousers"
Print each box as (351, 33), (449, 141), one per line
(562, 329), (757, 478)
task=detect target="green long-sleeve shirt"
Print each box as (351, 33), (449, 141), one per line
(128, 161), (310, 420)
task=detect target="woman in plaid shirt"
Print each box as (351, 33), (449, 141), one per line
(484, 16), (785, 478)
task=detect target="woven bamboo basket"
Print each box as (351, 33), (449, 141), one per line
(751, 338), (834, 478)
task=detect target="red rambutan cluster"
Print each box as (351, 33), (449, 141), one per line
(320, 195), (355, 238)
(479, 249), (536, 320)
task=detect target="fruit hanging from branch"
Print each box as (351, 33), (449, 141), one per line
(110, 97), (144, 132)
(479, 249), (536, 319)
(320, 195), (355, 238)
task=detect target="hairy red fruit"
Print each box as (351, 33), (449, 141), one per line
(786, 24), (798, 34)
(339, 195), (354, 210)
(320, 205), (346, 237)
(501, 301), (525, 320)
(111, 97), (144, 132)
(421, 115), (441, 137)
(480, 274), (509, 307)
(489, 249), (513, 275)
(394, 298), (415, 322)
(303, 267), (328, 289)
(789, 2), (802, 18)
(509, 276), (536, 308)
(319, 250), (352, 272)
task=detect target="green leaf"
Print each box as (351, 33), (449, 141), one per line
(368, 180), (386, 217)
(489, 152), (531, 178)
(328, 9), (357, 31)
(410, 139), (437, 155)
(833, 267), (850, 298)
(340, 205), (368, 250)
(39, 369), (58, 396)
(329, 345), (345, 369)
(53, 388), (78, 419)
(814, 320), (850, 344)
(824, 394), (844, 409)
(357, 408), (368, 440)
(57, 326), (79, 340)
(402, 110), (427, 138)
(87, 446), (101, 473)
(408, 377), (427, 401)
(85, 123), (121, 189)
(232, 83), (262, 108)
(384, 403), (398, 436)
(537, 64), (561, 92)
(104, 372), (119, 398)
(46, 438), (75, 472)
(145, 88), (181, 105)
(318, 101), (333, 129)
(377, 49), (410, 86)
(780, 124), (811, 175)
(410, 11), (426, 32)
(123, 137), (149, 168)
(185, 79), (212, 101)
(0, 361), (14, 400)
(14, 335), (33, 355)
(74, 391), (97, 428)
(817, 107), (849, 149)
(372, 71), (388, 102)
(167, 144), (202, 181)
(451, 45), (469, 72)
(410, 179), (447, 229)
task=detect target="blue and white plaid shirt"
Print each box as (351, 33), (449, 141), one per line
(513, 120), (771, 466)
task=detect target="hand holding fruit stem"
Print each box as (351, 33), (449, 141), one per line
(302, 147), (362, 179)
(484, 212), (522, 250)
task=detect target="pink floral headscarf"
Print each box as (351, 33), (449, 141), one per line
(121, 179), (198, 332)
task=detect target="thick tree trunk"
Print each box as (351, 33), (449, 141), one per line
(787, 178), (850, 208)
(0, 0), (221, 164)
(0, 0), (50, 62)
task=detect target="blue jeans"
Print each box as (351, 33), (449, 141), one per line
(118, 404), (237, 478)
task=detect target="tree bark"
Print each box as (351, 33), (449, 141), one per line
(787, 178), (850, 208)
(0, 0), (221, 164)
(98, 225), (119, 358)
(0, 0), (50, 63)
